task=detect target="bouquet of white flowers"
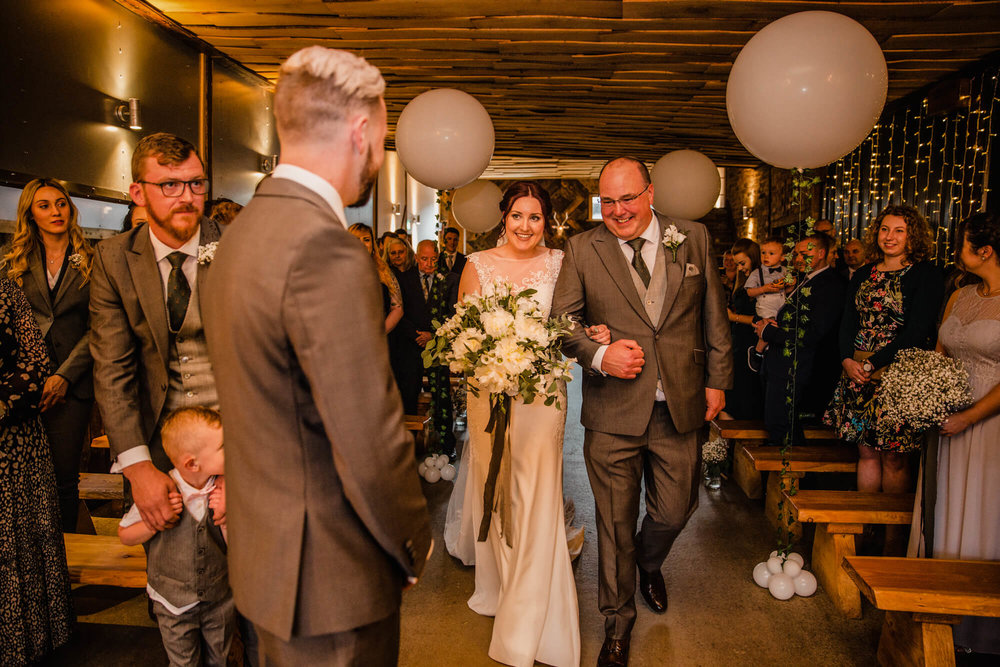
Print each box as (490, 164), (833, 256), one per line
(876, 348), (974, 437)
(422, 282), (576, 407)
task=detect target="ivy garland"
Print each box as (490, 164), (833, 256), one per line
(425, 271), (455, 454)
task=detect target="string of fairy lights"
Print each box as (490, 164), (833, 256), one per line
(822, 62), (998, 262)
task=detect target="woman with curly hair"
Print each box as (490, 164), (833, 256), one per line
(1, 178), (95, 532)
(348, 222), (403, 332)
(824, 205), (945, 516)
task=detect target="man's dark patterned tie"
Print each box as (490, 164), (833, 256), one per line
(626, 238), (651, 288)
(166, 252), (191, 333)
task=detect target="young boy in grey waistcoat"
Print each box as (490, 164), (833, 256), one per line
(119, 406), (233, 666)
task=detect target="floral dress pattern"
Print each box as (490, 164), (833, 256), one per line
(0, 278), (73, 665)
(824, 265), (923, 452)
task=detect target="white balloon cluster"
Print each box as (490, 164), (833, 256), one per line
(418, 454), (457, 484)
(752, 551), (817, 600)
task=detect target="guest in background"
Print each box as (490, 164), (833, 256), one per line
(723, 238), (764, 419)
(815, 219), (849, 275)
(396, 230), (414, 247)
(757, 233), (847, 446)
(825, 205), (944, 501)
(2, 178), (95, 532)
(744, 236), (787, 370)
(121, 203), (149, 233)
(394, 240), (459, 455)
(720, 249), (738, 292)
(0, 277), (73, 665)
(438, 226), (466, 275)
(349, 222), (403, 332)
(208, 198), (243, 226)
(377, 231), (396, 256)
(909, 211), (1000, 656)
(842, 238), (864, 280)
(383, 234), (414, 273)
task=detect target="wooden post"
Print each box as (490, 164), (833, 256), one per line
(878, 611), (961, 667)
(812, 522), (863, 619)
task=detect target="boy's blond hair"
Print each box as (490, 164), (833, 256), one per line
(160, 406), (222, 463)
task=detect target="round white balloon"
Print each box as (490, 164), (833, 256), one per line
(786, 552), (805, 567)
(782, 559), (802, 578)
(440, 464), (457, 481)
(417, 462), (427, 476)
(752, 562), (773, 588)
(726, 11), (887, 169)
(423, 456), (438, 470)
(766, 557), (784, 575)
(452, 180), (503, 233)
(436, 454), (450, 469)
(423, 466), (441, 483)
(769, 550), (780, 560)
(395, 88), (495, 189)
(651, 150), (721, 220)
(794, 571), (818, 597)
(768, 573), (796, 600)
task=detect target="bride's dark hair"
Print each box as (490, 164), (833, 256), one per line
(497, 181), (553, 238)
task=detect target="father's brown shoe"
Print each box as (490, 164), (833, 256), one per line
(638, 567), (668, 613)
(597, 636), (630, 667)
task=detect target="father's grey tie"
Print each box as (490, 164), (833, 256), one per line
(166, 252), (190, 334)
(626, 238), (651, 288)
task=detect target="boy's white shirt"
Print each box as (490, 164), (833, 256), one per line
(744, 264), (787, 320)
(119, 469), (218, 615)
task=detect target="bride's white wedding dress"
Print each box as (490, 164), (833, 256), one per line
(444, 248), (581, 667)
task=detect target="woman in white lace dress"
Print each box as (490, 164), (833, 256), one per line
(909, 212), (1000, 655)
(444, 181), (601, 667)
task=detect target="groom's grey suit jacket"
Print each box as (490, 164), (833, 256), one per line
(203, 177), (432, 641)
(552, 213), (732, 435)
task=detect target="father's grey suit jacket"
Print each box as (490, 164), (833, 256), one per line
(203, 177), (432, 641)
(552, 213), (733, 435)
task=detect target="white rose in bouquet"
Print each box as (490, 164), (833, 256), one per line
(514, 311), (550, 346)
(482, 309), (515, 338)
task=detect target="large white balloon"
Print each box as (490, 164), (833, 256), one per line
(726, 11), (887, 169)
(395, 88), (495, 189)
(651, 150), (721, 220)
(452, 180), (503, 233)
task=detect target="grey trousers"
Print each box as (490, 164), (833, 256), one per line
(584, 402), (700, 639)
(153, 593), (236, 667)
(255, 610), (400, 667)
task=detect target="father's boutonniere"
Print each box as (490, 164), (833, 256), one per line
(198, 242), (219, 266)
(661, 224), (687, 263)
(68, 253), (84, 270)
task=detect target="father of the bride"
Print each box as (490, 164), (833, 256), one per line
(552, 157), (732, 667)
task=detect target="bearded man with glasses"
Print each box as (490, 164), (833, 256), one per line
(90, 132), (224, 536)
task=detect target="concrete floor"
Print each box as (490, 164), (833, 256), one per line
(46, 374), (885, 666)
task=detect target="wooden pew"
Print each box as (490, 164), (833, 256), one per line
(785, 490), (914, 618)
(90, 434), (109, 449)
(79, 472), (124, 501)
(843, 556), (1000, 666)
(710, 419), (842, 499)
(63, 533), (147, 588)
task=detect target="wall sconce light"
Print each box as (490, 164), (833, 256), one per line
(257, 153), (278, 174)
(114, 98), (142, 130)
(742, 205), (751, 221)
(391, 203), (401, 215)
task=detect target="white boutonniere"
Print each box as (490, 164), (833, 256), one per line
(67, 253), (84, 270)
(661, 225), (687, 263)
(198, 242), (218, 265)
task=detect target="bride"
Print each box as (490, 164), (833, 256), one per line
(444, 181), (605, 667)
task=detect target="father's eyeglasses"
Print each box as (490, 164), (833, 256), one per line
(600, 183), (650, 209)
(138, 179), (210, 198)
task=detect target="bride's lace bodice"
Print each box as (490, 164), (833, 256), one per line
(939, 285), (1000, 400)
(467, 249), (563, 317)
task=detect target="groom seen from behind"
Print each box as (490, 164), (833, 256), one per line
(552, 157), (733, 667)
(204, 46), (431, 665)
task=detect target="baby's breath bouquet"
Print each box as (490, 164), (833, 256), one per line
(701, 437), (729, 489)
(423, 282), (576, 544)
(876, 348), (974, 437)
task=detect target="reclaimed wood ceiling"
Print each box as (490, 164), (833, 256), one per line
(137, 1), (1000, 178)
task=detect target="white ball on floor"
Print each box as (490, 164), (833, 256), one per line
(417, 462), (428, 476)
(440, 464), (457, 481)
(423, 467), (441, 483)
(424, 456), (438, 470)
(786, 552), (805, 567)
(794, 570), (818, 597)
(782, 559), (802, 578)
(769, 550), (780, 559)
(768, 573), (796, 600)
(766, 557), (784, 574)
(436, 454), (450, 468)
(752, 562), (773, 588)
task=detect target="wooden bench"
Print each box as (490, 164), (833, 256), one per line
(843, 556), (1000, 666)
(79, 472), (124, 500)
(711, 419), (842, 499)
(63, 533), (147, 588)
(786, 490), (914, 618)
(89, 434), (109, 449)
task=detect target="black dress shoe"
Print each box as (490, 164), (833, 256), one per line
(597, 636), (630, 667)
(638, 567), (668, 613)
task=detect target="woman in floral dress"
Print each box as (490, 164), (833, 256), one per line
(824, 205), (944, 499)
(0, 278), (73, 665)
